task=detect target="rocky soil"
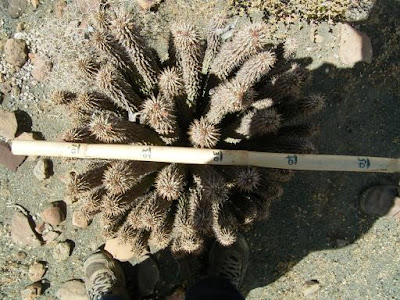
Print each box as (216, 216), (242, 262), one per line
(0, 0), (399, 299)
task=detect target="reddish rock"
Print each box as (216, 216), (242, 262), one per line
(11, 211), (41, 247)
(0, 142), (26, 171)
(29, 53), (53, 81)
(41, 201), (66, 226)
(339, 23), (373, 66)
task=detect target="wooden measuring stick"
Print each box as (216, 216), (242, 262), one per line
(11, 140), (400, 173)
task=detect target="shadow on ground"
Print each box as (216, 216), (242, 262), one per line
(241, 0), (400, 296)
(148, 0), (400, 297)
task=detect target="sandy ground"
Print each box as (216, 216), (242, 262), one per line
(0, 0), (399, 299)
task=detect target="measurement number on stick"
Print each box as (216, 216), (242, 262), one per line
(286, 155), (298, 165)
(142, 147), (152, 159)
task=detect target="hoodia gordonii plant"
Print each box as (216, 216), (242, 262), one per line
(54, 9), (325, 261)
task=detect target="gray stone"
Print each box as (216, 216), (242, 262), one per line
(5, 0), (27, 19)
(4, 38), (28, 67)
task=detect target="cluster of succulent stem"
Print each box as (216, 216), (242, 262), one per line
(54, 8), (324, 261)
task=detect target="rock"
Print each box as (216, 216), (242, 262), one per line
(28, 261), (47, 282)
(11, 85), (21, 97)
(35, 221), (45, 234)
(53, 241), (72, 260)
(0, 141), (26, 171)
(43, 230), (61, 243)
(29, 53), (53, 81)
(41, 201), (66, 226)
(55, 0), (67, 18)
(4, 38), (28, 67)
(5, 0), (27, 18)
(105, 238), (136, 262)
(166, 287), (186, 300)
(29, 0), (39, 10)
(303, 279), (320, 297)
(11, 211), (41, 247)
(33, 159), (52, 181)
(16, 22), (25, 32)
(15, 250), (28, 261)
(56, 280), (88, 300)
(339, 23), (373, 66)
(72, 210), (90, 228)
(0, 109), (17, 140)
(21, 282), (43, 300)
(134, 0), (160, 10)
(0, 79), (12, 94)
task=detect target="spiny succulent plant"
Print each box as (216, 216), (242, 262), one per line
(53, 8), (325, 262)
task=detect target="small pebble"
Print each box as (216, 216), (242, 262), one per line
(303, 279), (320, 297)
(72, 210), (90, 228)
(21, 282), (43, 300)
(55, 0), (67, 18)
(33, 159), (52, 181)
(34, 221), (46, 234)
(53, 241), (72, 261)
(4, 38), (28, 67)
(43, 230), (61, 243)
(16, 22), (25, 32)
(15, 250), (28, 261)
(41, 201), (66, 226)
(11, 85), (21, 97)
(28, 261), (47, 282)
(0, 109), (17, 140)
